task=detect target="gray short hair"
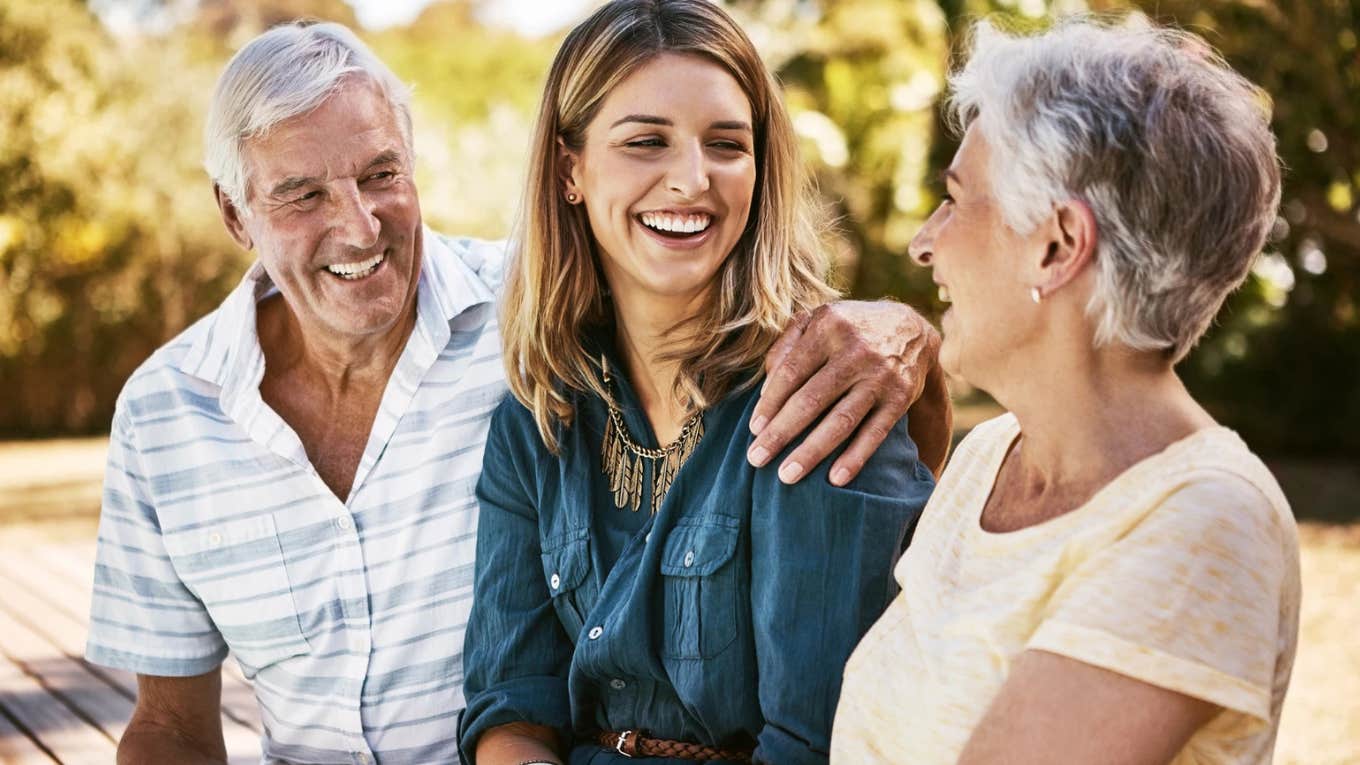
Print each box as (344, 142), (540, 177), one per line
(204, 21), (415, 209)
(947, 16), (1281, 362)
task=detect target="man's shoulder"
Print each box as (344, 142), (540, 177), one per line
(426, 230), (508, 295)
(113, 308), (227, 427)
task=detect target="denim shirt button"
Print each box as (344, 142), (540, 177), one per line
(683, 550), (695, 567)
(609, 678), (626, 690)
(550, 573), (561, 590)
(588, 626), (604, 640)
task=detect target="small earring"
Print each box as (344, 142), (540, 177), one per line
(1030, 286), (1043, 304)
(565, 192), (579, 203)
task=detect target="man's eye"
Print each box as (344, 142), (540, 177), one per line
(365, 171), (395, 183)
(294, 191), (320, 204)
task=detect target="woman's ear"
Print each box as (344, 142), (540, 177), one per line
(556, 136), (583, 204)
(1034, 199), (1098, 298)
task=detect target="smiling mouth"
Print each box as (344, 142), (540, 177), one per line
(637, 211), (713, 240)
(325, 251), (385, 281)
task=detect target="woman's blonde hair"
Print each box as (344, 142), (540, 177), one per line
(502, 0), (837, 452)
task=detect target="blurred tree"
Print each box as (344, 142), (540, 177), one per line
(728, 0), (950, 307)
(0, 0), (244, 434)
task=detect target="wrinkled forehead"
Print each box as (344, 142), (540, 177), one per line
(243, 78), (409, 197)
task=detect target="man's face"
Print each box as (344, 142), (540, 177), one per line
(224, 76), (422, 342)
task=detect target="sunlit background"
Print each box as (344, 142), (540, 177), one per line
(0, 0), (1356, 761)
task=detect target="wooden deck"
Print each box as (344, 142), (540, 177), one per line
(0, 537), (263, 764)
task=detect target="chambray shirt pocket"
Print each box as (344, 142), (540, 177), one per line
(659, 517), (742, 660)
(541, 526), (593, 642)
(161, 513), (310, 675)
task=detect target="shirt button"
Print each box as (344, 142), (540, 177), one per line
(588, 626), (604, 640)
(683, 550), (695, 567)
(550, 573), (561, 590)
(610, 678), (626, 690)
(337, 516), (353, 531)
(645, 531), (652, 543)
(207, 532), (223, 547)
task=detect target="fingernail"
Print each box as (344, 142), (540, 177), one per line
(748, 445), (770, 467)
(831, 467), (850, 486)
(760, 378), (768, 394)
(779, 461), (805, 484)
(749, 415), (768, 435)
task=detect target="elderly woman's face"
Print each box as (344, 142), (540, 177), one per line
(564, 52), (756, 308)
(909, 126), (1044, 384)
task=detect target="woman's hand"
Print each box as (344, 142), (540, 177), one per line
(474, 722), (562, 765)
(959, 650), (1219, 765)
(747, 300), (952, 485)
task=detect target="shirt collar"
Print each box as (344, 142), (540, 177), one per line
(176, 226), (497, 399)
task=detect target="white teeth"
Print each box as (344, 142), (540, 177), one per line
(938, 285), (951, 303)
(640, 211), (712, 234)
(326, 252), (384, 280)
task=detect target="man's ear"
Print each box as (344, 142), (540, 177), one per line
(214, 184), (254, 251)
(1034, 199), (1098, 298)
(556, 136), (582, 203)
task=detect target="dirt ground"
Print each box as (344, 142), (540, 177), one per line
(1, 435), (1356, 762)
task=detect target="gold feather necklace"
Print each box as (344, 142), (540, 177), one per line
(599, 355), (705, 515)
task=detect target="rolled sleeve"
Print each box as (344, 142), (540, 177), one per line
(1026, 473), (1295, 726)
(748, 416), (934, 765)
(85, 407), (228, 676)
(459, 401), (575, 762)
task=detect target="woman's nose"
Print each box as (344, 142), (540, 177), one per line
(666, 141), (711, 199)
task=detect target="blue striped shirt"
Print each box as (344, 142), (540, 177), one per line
(86, 230), (508, 764)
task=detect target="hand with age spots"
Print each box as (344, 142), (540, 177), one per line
(747, 300), (952, 485)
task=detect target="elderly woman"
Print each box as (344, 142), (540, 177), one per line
(458, 2), (937, 764)
(831, 17), (1301, 765)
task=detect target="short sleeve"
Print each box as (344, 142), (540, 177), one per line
(84, 406), (228, 676)
(1027, 473), (1295, 725)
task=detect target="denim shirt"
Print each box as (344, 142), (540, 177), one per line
(459, 355), (935, 765)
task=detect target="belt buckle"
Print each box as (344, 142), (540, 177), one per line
(615, 729), (636, 758)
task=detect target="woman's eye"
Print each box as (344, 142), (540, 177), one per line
(710, 141), (747, 152)
(626, 137), (666, 148)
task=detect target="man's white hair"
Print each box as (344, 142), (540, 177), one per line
(204, 21), (415, 209)
(948, 16), (1281, 362)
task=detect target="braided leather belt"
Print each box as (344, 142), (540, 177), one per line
(596, 729), (754, 762)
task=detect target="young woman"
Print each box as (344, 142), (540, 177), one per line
(458, 2), (935, 763)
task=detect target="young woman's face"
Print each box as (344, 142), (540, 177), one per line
(565, 52), (757, 307)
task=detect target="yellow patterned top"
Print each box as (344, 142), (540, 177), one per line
(830, 413), (1300, 764)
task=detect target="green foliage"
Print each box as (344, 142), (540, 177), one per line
(1, 0), (1354, 458)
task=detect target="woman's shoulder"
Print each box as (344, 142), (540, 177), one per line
(485, 391), (554, 459)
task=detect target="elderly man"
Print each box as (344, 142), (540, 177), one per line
(86, 21), (948, 765)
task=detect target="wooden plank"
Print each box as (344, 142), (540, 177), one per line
(0, 543), (263, 762)
(5, 542), (262, 734)
(0, 649), (116, 764)
(0, 705), (58, 764)
(0, 606), (132, 742)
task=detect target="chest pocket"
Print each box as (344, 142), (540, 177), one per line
(540, 527), (592, 641)
(659, 519), (741, 659)
(163, 514), (310, 676)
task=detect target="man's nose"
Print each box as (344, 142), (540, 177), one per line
(666, 141), (711, 199)
(332, 180), (381, 250)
